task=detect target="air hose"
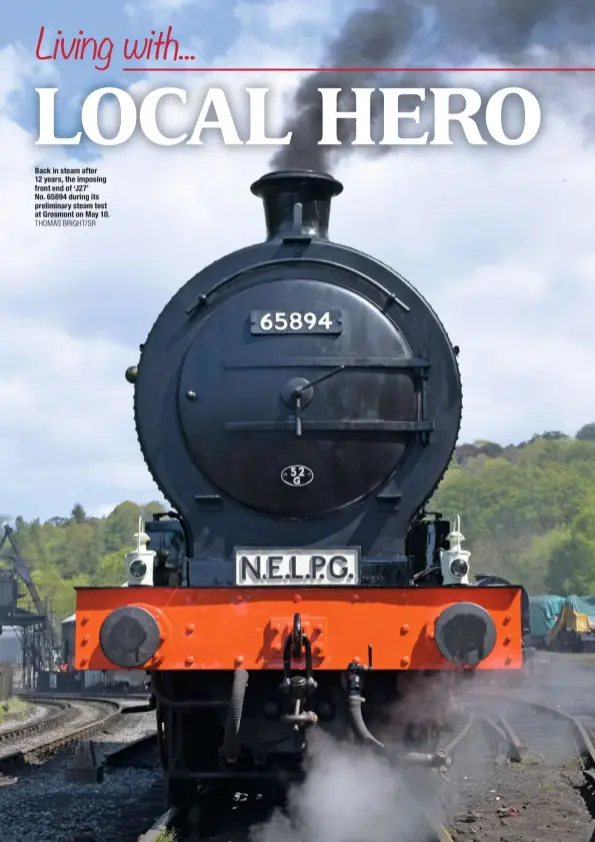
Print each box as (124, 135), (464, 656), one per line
(222, 668), (249, 763)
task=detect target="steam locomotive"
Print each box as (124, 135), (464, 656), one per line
(75, 170), (530, 803)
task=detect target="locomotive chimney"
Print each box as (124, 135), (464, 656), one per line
(250, 169), (343, 241)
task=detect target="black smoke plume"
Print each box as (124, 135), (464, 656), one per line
(271, 0), (595, 171)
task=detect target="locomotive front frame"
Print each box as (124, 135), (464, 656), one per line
(74, 169), (529, 800)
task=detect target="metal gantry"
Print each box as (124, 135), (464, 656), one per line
(0, 525), (58, 689)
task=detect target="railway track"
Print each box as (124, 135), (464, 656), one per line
(121, 736), (460, 842)
(132, 796), (455, 842)
(446, 688), (595, 841)
(466, 690), (595, 769)
(29, 686), (585, 842)
(0, 695), (123, 770)
(13, 684), (589, 842)
(0, 698), (74, 745)
(16, 689), (150, 702)
(0, 694), (162, 842)
(137, 807), (179, 841)
(104, 731), (158, 769)
(15, 691), (460, 840)
(102, 731), (458, 842)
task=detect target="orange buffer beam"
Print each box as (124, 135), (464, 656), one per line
(75, 586), (523, 672)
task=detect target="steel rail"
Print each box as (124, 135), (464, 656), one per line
(423, 815), (455, 841)
(16, 689), (150, 702)
(0, 695), (123, 769)
(0, 698), (74, 745)
(136, 808), (180, 842)
(468, 691), (595, 767)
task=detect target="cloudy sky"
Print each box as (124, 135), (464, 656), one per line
(2, 0), (595, 522)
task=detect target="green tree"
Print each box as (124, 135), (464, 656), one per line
(514, 529), (570, 594)
(432, 434), (595, 593)
(47, 516), (69, 527)
(545, 534), (595, 595)
(31, 566), (92, 619)
(576, 423), (595, 442)
(102, 502), (148, 553)
(7, 425), (595, 618)
(93, 549), (131, 587)
(5, 499), (165, 622)
(71, 503), (88, 523)
(473, 440), (504, 458)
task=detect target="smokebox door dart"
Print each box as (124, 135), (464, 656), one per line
(286, 365), (345, 437)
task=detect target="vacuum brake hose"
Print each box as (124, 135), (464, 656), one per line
(347, 694), (385, 749)
(347, 694), (449, 767)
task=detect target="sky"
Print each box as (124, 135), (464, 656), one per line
(2, 0), (595, 522)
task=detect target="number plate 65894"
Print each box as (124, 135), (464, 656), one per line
(250, 310), (342, 335)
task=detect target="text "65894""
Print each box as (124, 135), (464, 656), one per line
(250, 310), (342, 335)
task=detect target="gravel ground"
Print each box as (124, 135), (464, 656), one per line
(3, 657), (593, 842)
(447, 652), (595, 841)
(81, 707), (156, 762)
(450, 757), (593, 841)
(0, 709), (161, 842)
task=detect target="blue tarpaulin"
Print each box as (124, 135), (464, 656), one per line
(567, 594), (595, 615)
(529, 595), (565, 639)
(530, 594), (595, 641)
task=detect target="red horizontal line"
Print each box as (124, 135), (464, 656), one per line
(121, 66), (595, 73)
